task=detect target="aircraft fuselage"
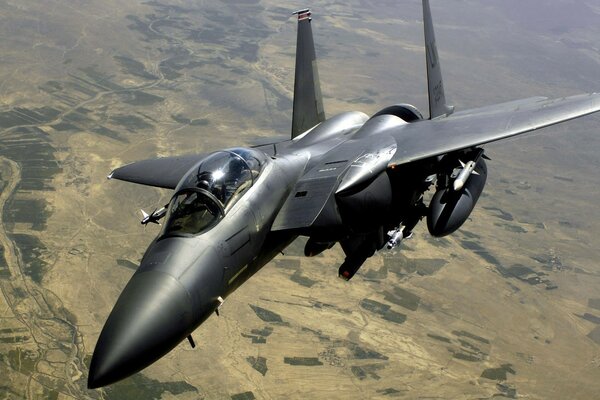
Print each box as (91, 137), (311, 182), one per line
(89, 2), (600, 389)
(89, 151), (307, 386)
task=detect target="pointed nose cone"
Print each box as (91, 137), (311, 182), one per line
(88, 270), (194, 388)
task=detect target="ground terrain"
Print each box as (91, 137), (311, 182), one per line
(0, 0), (599, 399)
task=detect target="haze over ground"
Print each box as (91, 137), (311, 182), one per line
(0, 0), (599, 398)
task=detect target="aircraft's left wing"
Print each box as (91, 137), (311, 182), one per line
(272, 93), (600, 232)
(388, 93), (600, 166)
(108, 154), (206, 189)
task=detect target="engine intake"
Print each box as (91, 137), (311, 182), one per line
(336, 171), (393, 232)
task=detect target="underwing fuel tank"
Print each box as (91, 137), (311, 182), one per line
(427, 158), (487, 237)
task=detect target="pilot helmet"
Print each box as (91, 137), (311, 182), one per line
(196, 171), (215, 190)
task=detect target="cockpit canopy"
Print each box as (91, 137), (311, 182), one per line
(160, 148), (268, 237)
(178, 148), (267, 206)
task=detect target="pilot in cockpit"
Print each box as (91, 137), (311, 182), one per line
(160, 148), (268, 237)
(196, 171), (224, 203)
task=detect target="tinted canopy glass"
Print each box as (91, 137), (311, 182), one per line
(160, 189), (222, 237)
(179, 149), (267, 209)
(161, 148), (268, 237)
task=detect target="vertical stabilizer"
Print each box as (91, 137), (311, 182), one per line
(291, 9), (326, 138)
(423, 0), (454, 119)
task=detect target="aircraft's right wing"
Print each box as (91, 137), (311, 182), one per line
(388, 93), (600, 166)
(108, 153), (207, 189)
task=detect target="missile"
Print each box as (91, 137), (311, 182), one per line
(453, 160), (479, 191)
(140, 206), (167, 225)
(386, 226), (405, 249)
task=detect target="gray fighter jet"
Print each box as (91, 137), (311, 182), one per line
(88, 1), (600, 388)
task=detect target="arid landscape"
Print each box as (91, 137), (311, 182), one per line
(0, 0), (599, 398)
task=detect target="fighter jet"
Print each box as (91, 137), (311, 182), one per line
(88, 1), (600, 388)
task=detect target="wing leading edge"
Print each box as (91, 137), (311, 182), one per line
(108, 153), (207, 189)
(388, 93), (600, 166)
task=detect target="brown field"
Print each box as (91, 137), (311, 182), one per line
(0, 1), (599, 398)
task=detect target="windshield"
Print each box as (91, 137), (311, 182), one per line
(178, 149), (265, 210)
(160, 189), (222, 237)
(161, 148), (268, 237)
